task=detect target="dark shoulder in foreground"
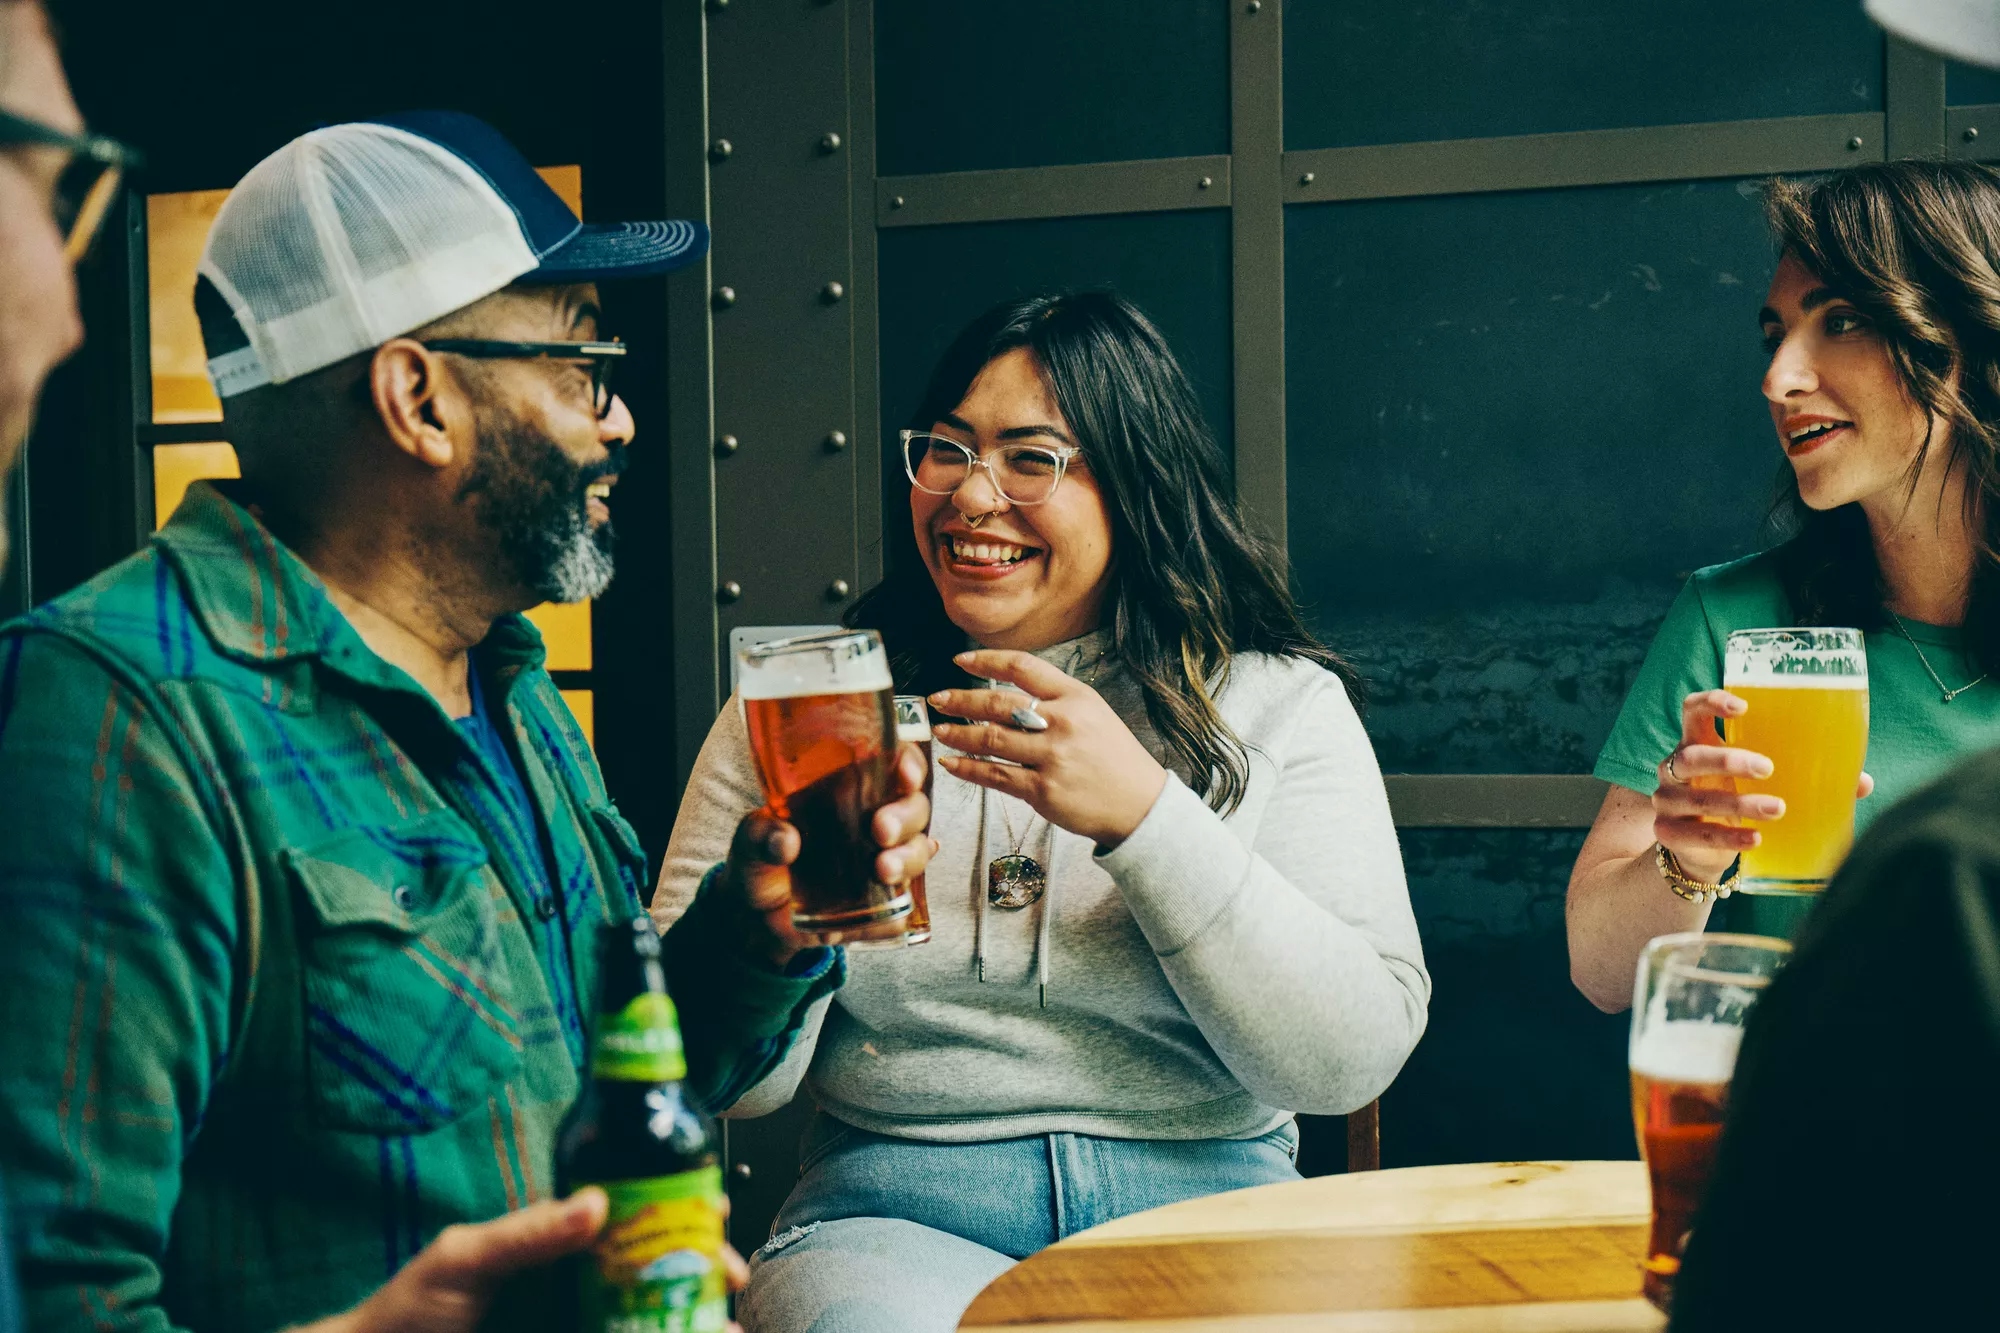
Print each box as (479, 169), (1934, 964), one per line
(1668, 742), (2000, 1330)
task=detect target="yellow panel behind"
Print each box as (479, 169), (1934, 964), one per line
(153, 442), (240, 529)
(559, 689), (595, 749)
(523, 600), (593, 671)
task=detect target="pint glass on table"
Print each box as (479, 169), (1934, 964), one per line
(1723, 628), (1869, 894)
(739, 630), (912, 940)
(1629, 931), (1790, 1311)
(892, 696), (934, 946)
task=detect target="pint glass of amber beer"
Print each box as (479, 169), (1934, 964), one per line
(892, 697), (934, 946)
(1629, 931), (1790, 1311)
(739, 630), (913, 940)
(1723, 628), (1869, 893)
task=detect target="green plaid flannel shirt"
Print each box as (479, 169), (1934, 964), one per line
(0, 483), (839, 1333)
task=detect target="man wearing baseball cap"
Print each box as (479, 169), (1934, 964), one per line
(0, 112), (933, 1333)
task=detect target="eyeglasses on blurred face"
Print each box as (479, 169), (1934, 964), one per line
(900, 429), (1080, 505)
(0, 107), (141, 263)
(418, 339), (628, 420)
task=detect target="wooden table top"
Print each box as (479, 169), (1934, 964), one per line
(959, 1160), (1665, 1333)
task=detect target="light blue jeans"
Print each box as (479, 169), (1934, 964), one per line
(739, 1114), (1302, 1333)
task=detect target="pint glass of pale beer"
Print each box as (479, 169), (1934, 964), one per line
(1629, 931), (1790, 1311)
(739, 630), (913, 940)
(1722, 628), (1868, 893)
(892, 696), (934, 946)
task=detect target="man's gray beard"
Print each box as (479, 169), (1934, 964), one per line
(536, 517), (615, 605)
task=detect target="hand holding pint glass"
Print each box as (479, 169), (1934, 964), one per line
(1629, 932), (1789, 1311)
(737, 630), (929, 948)
(1653, 628), (1871, 895)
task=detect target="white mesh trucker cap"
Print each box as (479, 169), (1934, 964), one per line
(199, 111), (707, 396)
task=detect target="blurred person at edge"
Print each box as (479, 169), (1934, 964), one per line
(0, 4), (89, 1333)
(0, 111), (932, 1333)
(1567, 160), (2000, 1011)
(653, 291), (1429, 1333)
(0, 0), (83, 572)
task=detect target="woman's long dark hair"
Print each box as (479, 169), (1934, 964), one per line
(847, 291), (1357, 816)
(1763, 161), (2000, 673)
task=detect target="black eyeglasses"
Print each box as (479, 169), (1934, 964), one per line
(418, 339), (628, 419)
(0, 108), (142, 263)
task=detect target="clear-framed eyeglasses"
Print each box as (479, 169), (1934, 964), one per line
(900, 430), (1080, 505)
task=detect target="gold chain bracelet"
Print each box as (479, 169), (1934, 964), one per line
(1655, 843), (1739, 904)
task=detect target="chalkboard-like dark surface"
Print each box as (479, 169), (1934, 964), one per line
(1286, 177), (1781, 775)
(877, 210), (1233, 571)
(1949, 60), (2000, 107)
(875, 0), (1231, 176)
(1285, 0), (1883, 150)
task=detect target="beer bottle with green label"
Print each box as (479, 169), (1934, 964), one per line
(559, 916), (728, 1333)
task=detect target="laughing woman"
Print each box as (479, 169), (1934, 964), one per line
(653, 292), (1429, 1332)
(1568, 160), (2000, 1012)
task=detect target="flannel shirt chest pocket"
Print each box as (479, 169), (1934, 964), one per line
(285, 812), (525, 1135)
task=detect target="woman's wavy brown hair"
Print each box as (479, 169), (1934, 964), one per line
(1763, 160), (2000, 673)
(847, 291), (1358, 816)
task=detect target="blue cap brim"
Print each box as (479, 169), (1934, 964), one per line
(526, 220), (709, 283)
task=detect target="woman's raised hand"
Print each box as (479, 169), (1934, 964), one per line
(930, 649), (1168, 852)
(1654, 688), (1874, 882)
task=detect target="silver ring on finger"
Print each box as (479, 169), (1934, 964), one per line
(1665, 747), (1687, 784)
(1010, 697), (1050, 732)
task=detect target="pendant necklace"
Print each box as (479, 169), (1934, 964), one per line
(1889, 612), (1988, 703)
(987, 793), (1047, 910)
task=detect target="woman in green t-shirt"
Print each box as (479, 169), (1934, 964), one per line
(1568, 160), (2000, 1013)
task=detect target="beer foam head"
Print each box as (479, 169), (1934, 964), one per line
(896, 721), (931, 743)
(1630, 1020), (1742, 1085)
(739, 630), (893, 700)
(1725, 627), (1867, 689)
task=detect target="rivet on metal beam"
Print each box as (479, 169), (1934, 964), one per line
(731, 1162), (753, 1182)
(826, 579), (851, 601)
(1299, 171), (1316, 186)
(891, 195), (906, 209)
(1968, 127), (1982, 143)
(819, 132), (843, 155)
(1246, 0), (1261, 11)
(821, 281), (846, 304)
(709, 138), (733, 163)
(715, 434), (740, 458)
(1198, 176), (1213, 189)
(712, 285), (737, 310)
(1848, 136), (1864, 151)
(716, 581), (742, 605)
(823, 430), (848, 452)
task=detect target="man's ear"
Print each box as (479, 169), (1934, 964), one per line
(370, 339), (462, 470)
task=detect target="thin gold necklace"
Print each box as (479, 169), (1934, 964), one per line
(1889, 612), (1988, 703)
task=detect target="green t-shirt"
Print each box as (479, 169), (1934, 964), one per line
(1594, 549), (2000, 938)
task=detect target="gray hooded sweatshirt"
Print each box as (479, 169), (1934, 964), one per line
(650, 631), (1430, 1143)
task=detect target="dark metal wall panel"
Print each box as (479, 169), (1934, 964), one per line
(873, 0), (1231, 175)
(706, 0), (862, 679)
(1950, 60), (2000, 106)
(876, 157), (1231, 228)
(1231, 0), (1288, 545)
(665, 1), (720, 791)
(1886, 37), (1949, 158)
(1383, 828), (1632, 1168)
(1286, 114), (1884, 204)
(1386, 775), (1606, 829)
(1283, 0), (1885, 150)
(1949, 104), (2000, 160)
(1285, 179), (1780, 777)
